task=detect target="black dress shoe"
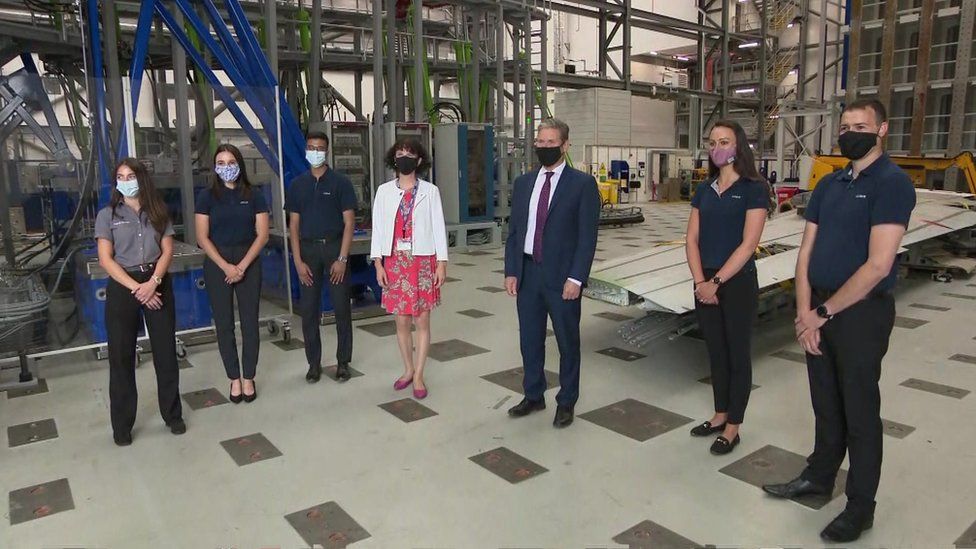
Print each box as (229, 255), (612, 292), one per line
(306, 364), (322, 383)
(243, 380), (257, 403)
(821, 509), (873, 543)
(762, 477), (831, 499)
(168, 419), (187, 435)
(114, 432), (133, 446)
(553, 405), (574, 428)
(335, 363), (351, 382)
(709, 434), (739, 455)
(690, 420), (726, 437)
(229, 382), (243, 404)
(508, 398), (546, 417)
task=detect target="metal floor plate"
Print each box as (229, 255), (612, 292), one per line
(477, 286), (506, 294)
(910, 303), (951, 312)
(579, 399), (693, 442)
(458, 309), (494, 319)
(942, 292), (976, 300)
(358, 320), (398, 337)
(469, 446), (548, 484)
(956, 519), (976, 548)
(596, 347), (646, 362)
(949, 354), (976, 365)
(900, 378), (970, 399)
(8, 418), (58, 448)
(444, 276), (461, 283)
(453, 262), (476, 267)
(272, 338), (305, 351)
(378, 398), (438, 423)
(181, 388), (230, 410)
(428, 339), (491, 362)
(882, 418), (916, 439)
(323, 364), (364, 381)
(464, 250), (492, 256)
(593, 311), (635, 322)
(480, 367), (560, 394)
(894, 316), (929, 329)
(178, 359), (194, 370)
(719, 444), (847, 510)
(770, 349), (807, 364)
(612, 520), (702, 549)
(284, 501), (371, 548)
(6, 378), (49, 399)
(219, 433), (282, 466)
(8, 478), (75, 525)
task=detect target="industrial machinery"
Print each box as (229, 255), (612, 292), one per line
(309, 120), (373, 228)
(805, 152), (976, 194)
(433, 123), (495, 223)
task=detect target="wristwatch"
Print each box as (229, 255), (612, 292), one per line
(711, 275), (724, 286)
(151, 275), (163, 285)
(337, 256), (348, 263)
(816, 304), (834, 320)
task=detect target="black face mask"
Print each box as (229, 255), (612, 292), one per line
(838, 131), (878, 160)
(395, 156), (419, 175)
(535, 146), (563, 168)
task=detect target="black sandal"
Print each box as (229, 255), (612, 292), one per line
(710, 434), (740, 455)
(690, 421), (726, 437)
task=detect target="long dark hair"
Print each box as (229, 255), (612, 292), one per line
(707, 120), (763, 181)
(211, 143), (252, 199)
(111, 158), (170, 235)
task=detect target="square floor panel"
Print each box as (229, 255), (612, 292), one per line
(6, 378), (49, 399)
(444, 276), (461, 283)
(593, 311), (635, 322)
(178, 359), (194, 370)
(272, 338), (305, 351)
(454, 262), (476, 267)
(720, 445), (846, 510)
(623, 244), (643, 248)
(697, 376), (760, 390)
(612, 520), (701, 548)
(469, 446), (548, 484)
(949, 354), (976, 365)
(358, 320), (398, 337)
(8, 418), (58, 448)
(579, 399), (693, 442)
(219, 433), (282, 466)
(481, 367), (560, 394)
(458, 309), (494, 319)
(956, 519), (976, 548)
(181, 388), (230, 410)
(900, 378), (970, 399)
(910, 303), (951, 312)
(882, 418), (916, 439)
(284, 501), (371, 548)
(894, 316), (929, 329)
(378, 398), (438, 423)
(8, 478), (75, 525)
(428, 339), (490, 362)
(464, 250), (492, 256)
(477, 286), (506, 294)
(596, 347), (646, 362)
(324, 364), (364, 381)
(943, 292), (976, 300)
(617, 237), (640, 241)
(770, 349), (807, 364)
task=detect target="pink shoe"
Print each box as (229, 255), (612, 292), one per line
(394, 376), (413, 391)
(413, 386), (428, 400)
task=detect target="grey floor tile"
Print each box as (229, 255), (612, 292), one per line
(477, 286), (506, 294)
(882, 418), (916, 439)
(181, 388), (230, 410)
(720, 445), (846, 510)
(378, 398), (438, 422)
(178, 359), (194, 370)
(285, 501), (370, 548)
(594, 311), (635, 322)
(901, 378), (970, 399)
(469, 446), (548, 484)
(949, 354), (976, 365)
(8, 478), (74, 525)
(324, 364), (364, 381)
(596, 347), (646, 362)
(8, 418), (58, 448)
(943, 292), (976, 300)
(910, 303), (951, 312)
(894, 316), (929, 329)
(580, 399), (693, 442)
(458, 309), (494, 319)
(358, 320), (398, 337)
(465, 250), (493, 256)
(956, 519), (976, 548)
(770, 349), (807, 364)
(454, 262), (477, 267)
(6, 378), (49, 399)
(697, 376), (759, 390)
(481, 367), (560, 394)
(444, 276), (461, 283)
(428, 339), (491, 362)
(272, 338), (305, 351)
(612, 520), (702, 548)
(492, 269), (506, 274)
(219, 433), (282, 466)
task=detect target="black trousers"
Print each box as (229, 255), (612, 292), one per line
(298, 239), (352, 368)
(694, 268), (759, 424)
(106, 272), (182, 436)
(801, 289), (895, 515)
(517, 256), (582, 407)
(203, 244), (262, 379)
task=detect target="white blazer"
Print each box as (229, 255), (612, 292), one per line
(370, 179), (449, 261)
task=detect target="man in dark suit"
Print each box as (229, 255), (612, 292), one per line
(504, 118), (601, 428)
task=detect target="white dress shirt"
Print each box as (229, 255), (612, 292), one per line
(523, 161), (581, 286)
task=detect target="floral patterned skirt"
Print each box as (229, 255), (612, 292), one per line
(381, 252), (441, 316)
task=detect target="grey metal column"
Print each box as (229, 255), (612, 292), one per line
(946, 0), (976, 190)
(472, 8), (482, 122)
(310, 0), (322, 122)
(386, 0), (398, 122)
(540, 14), (548, 114)
(355, 71), (364, 121)
(845, 0), (862, 104)
(512, 25), (521, 146)
(496, 4), (505, 130)
(757, 0), (768, 156)
(622, 0), (631, 91)
(373, 0), (385, 185)
(172, 8), (195, 245)
(413, 0), (424, 122)
(0, 143), (16, 265)
(721, 0), (730, 118)
(523, 12), (534, 154)
(598, 9), (608, 78)
(265, 0), (279, 75)
(102, 0), (123, 149)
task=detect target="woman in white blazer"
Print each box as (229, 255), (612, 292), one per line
(370, 137), (448, 399)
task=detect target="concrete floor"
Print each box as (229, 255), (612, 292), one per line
(2, 202), (975, 548)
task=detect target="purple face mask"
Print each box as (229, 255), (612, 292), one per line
(710, 147), (736, 167)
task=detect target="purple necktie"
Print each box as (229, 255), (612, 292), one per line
(532, 171), (555, 263)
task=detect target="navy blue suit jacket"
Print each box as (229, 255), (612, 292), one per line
(504, 165), (601, 290)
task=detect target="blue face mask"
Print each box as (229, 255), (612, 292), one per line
(215, 164), (240, 183)
(117, 179), (139, 198)
(305, 150), (327, 167)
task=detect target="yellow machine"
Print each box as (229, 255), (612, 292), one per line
(808, 152), (976, 194)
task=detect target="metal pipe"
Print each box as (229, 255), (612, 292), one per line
(373, 0), (384, 185)
(721, 0), (730, 118)
(310, 0), (323, 121)
(0, 143), (16, 265)
(102, 0), (124, 150)
(386, 0), (398, 122)
(171, 7), (195, 246)
(495, 4), (504, 130)
(472, 8), (482, 122)
(758, 0), (767, 156)
(413, 0), (424, 122)
(540, 14), (548, 113)
(523, 12), (533, 155)
(622, 0), (631, 91)
(266, 0), (279, 75)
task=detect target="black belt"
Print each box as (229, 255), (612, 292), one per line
(301, 236), (341, 244)
(126, 262), (157, 274)
(813, 287), (891, 301)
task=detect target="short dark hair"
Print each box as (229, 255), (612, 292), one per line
(843, 99), (888, 125)
(537, 118), (570, 142)
(384, 137), (430, 174)
(305, 131), (329, 147)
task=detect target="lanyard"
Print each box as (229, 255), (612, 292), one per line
(399, 186), (417, 239)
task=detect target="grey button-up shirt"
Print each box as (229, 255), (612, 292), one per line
(94, 204), (174, 269)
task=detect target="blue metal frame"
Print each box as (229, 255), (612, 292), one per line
(86, 0), (113, 206)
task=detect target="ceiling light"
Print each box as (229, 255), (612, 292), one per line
(739, 41), (760, 49)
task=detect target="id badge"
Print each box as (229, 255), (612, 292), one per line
(396, 238), (412, 252)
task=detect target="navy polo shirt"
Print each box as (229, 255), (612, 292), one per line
(284, 169), (357, 239)
(691, 177), (769, 270)
(195, 186), (269, 247)
(805, 154), (916, 292)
